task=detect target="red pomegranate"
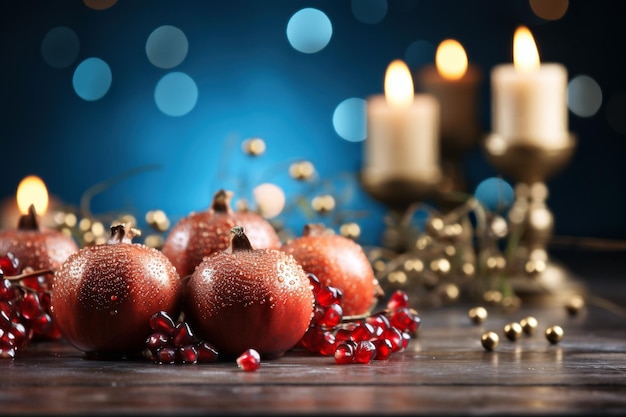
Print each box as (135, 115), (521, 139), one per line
(281, 223), (382, 317)
(184, 226), (314, 359)
(51, 223), (181, 357)
(0, 204), (78, 272)
(162, 189), (281, 278)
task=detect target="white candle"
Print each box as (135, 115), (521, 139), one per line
(363, 59), (440, 184)
(491, 26), (569, 147)
(417, 39), (482, 149)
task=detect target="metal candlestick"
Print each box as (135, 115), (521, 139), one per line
(360, 172), (441, 212)
(483, 132), (586, 304)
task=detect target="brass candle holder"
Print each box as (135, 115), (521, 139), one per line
(483, 132), (587, 304)
(360, 171), (442, 212)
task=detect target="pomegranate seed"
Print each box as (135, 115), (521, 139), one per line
(10, 322), (31, 348)
(373, 338), (394, 360)
(387, 290), (410, 311)
(176, 345), (198, 364)
(173, 321), (196, 347)
(237, 348), (261, 372)
(149, 311), (177, 336)
(316, 285), (343, 308)
(354, 340), (377, 364)
(366, 313), (390, 330)
(0, 254), (19, 276)
(334, 340), (357, 364)
(334, 328), (352, 343)
(0, 347), (16, 359)
(0, 328), (16, 347)
(307, 272), (322, 294)
(29, 313), (52, 334)
(401, 331), (411, 349)
(390, 307), (421, 334)
(196, 341), (219, 363)
(380, 327), (404, 352)
(350, 321), (376, 342)
(155, 347), (177, 364)
(146, 332), (170, 350)
(319, 303), (343, 328)
(309, 330), (336, 356)
(0, 279), (14, 301)
(19, 293), (42, 321)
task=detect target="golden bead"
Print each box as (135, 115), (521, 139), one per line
(565, 295), (585, 316)
(504, 322), (523, 341)
(311, 195), (335, 214)
(520, 316), (538, 335)
(439, 283), (459, 303)
(144, 234), (164, 249)
(481, 331), (499, 351)
(468, 306), (488, 325)
(145, 209), (170, 232)
(339, 222), (361, 240)
(545, 325), (564, 344)
(483, 290), (503, 305)
(289, 161), (315, 180)
(242, 137), (266, 156)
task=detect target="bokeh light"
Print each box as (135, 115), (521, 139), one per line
(568, 75), (602, 118)
(529, 0), (569, 21)
(286, 8), (332, 53)
(146, 25), (189, 69)
(72, 57), (112, 101)
(474, 177), (515, 213)
(351, 0), (388, 24)
(405, 39), (435, 70)
(333, 98), (366, 142)
(83, 0), (118, 10)
(41, 26), (80, 69)
(154, 72), (198, 117)
(253, 183), (286, 219)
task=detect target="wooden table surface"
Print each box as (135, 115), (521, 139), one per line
(1, 250), (625, 415)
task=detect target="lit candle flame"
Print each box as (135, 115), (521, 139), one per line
(384, 59), (414, 108)
(513, 26), (540, 71)
(16, 175), (49, 215)
(436, 39), (468, 80)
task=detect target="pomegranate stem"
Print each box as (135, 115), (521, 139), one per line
(230, 226), (254, 251)
(210, 189), (234, 213)
(17, 204), (40, 231)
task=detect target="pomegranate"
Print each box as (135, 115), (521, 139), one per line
(281, 223), (382, 317)
(51, 223), (181, 357)
(0, 204), (78, 272)
(184, 226), (314, 359)
(162, 189), (281, 278)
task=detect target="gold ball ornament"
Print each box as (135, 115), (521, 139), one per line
(565, 295), (585, 316)
(311, 195), (335, 214)
(545, 325), (564, 344)
(504, 322), (523, 341)
(242, 137), (266, 156)
(469, 306), (488, 325)
(520, 316), (538, 335)
(481, 331), (499, 351)
(289, 161), (315, 180)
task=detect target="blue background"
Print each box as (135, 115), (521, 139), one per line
(1, 0), (625, 246)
